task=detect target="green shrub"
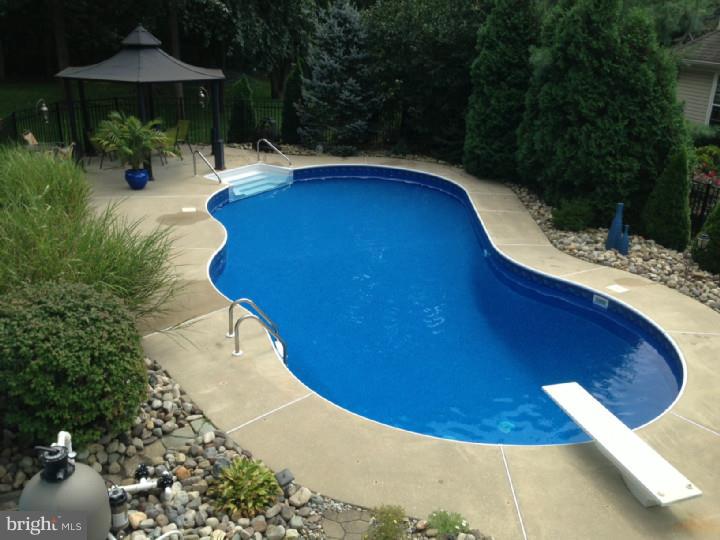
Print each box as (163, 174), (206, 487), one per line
(227, 77), (257, 143)
(517, 0), (686, 226)
(642, 145), (691, 251)
(0, 147), (177, 316)
(694, 145), (720, 174)
(552, 199), (596, 231)
(365, 1), (488, 162)
(0, 282), (147, 447)
(427, 509), (470, 536)
(692, 203), (720, 274)
(281, 62), (303, 144)
(463, 0), (537, 180)
(688, 123), (720, 148)
(327, 145), (357, 157)
(365, 505), (407, 540)
(211, 457), (281, 518)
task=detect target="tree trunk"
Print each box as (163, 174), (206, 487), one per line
(0, 39), (5, 80)
(167, 0), (185, 117)
(49, 0), (69, 71)
(270, 63), (291, 100)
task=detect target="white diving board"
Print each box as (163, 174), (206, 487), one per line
(543, 382), (702, 507)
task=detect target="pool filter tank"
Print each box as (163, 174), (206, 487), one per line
(19, 435), (111, 540)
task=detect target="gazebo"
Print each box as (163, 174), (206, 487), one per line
(55, 25), (226, 172)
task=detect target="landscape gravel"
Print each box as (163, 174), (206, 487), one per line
(510, 184), (720, 313)
(0, 358), (490, 539)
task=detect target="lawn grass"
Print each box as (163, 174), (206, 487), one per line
(0, 76), (273, 119)
(0, 80), (133, 119)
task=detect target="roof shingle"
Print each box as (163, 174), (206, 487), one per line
(675, 29), (720, 67)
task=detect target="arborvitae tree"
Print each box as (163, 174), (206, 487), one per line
(517, 0), (686, 226)
(642, 145), (691, 251)
(692, 202), (720, 274)
(298, 0), (380, 148)
(227, 77), (257, 144)
(463, 0), (537, 180)
(282, 61), (303, 144)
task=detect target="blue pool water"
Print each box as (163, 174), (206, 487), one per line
(209, 166), (683, 445)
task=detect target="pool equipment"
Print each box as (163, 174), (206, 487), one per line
(19, 431), (175, 540)
(605, 202), (625, 251)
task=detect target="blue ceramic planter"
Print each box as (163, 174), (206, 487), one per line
(125, 169), (149, 190)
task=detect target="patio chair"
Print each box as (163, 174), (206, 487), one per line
(85, 131), (113, 169)
(163, 119), (192, 161)
(22, 131), (73, 158)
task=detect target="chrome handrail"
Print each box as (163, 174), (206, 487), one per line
(227, 298), (279, 337)
(192, 149), (222, 183)
(233, 314), (287, 364)
(256, 138), (292, 166)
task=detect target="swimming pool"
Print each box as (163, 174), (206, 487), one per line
(208, 165), (684, 445)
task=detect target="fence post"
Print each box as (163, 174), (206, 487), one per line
(54, 102), (64, 142)
(10, 111), (18, 140)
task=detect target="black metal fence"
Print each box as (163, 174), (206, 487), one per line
(0, 96), (283, 152)
(690, 180), (720, 235)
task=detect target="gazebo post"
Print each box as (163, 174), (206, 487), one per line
(63, 79), (80, 162)
(211, 80), (225, 170)
(147, 83), (155, 119)
(77, 80), (93, 156)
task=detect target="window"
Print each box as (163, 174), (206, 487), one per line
(711, 75), (720, 126)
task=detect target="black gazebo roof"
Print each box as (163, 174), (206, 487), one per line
(55, 25), (225, 83)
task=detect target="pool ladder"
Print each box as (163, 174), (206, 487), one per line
(227, 298), (287, 364)
(256, 138), (292, 166)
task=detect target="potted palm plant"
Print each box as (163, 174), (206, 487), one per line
(93, 112), (175, 190)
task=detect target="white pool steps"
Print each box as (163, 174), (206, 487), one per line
(208, 164), (292, 200)
(543, 382), (702, 507)
(229, 174), (291, 200)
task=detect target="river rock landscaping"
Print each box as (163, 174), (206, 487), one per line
(510, 185), (720, 313)
(0, 358), (491, 540)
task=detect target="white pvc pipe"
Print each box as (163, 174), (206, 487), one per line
(122, 478), (157, 494)
(155, 531), (184, 540)
(54, 431), (75, 459)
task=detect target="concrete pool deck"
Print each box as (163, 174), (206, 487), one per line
(89, 149), (720, 539)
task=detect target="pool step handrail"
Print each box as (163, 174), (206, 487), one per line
(227, 298), (279, 338)
(543, 382), (702, 507)
(193, 149), (222, 183)
(256, 138), (292, 167)
(233, 314), (287, 364)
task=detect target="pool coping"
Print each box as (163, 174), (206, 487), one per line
(101, 150), (720, 540)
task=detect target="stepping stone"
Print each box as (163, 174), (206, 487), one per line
(161, 426), (196, 449)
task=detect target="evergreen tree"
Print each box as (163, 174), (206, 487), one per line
(227, 77), (257, 144)
(365, 0), (489, 162)
(463, 0), (537, 180)
(642, 145), (691, 251)
(517, 0), (686, 226)
(298, 0), (380, 149)
(282, 61), (303, 144)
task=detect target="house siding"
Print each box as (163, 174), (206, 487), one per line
(677, 68), (716, 124)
